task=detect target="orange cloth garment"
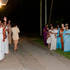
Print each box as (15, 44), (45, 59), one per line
(59, 28), (64, 50)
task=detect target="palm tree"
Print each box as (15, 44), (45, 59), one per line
(48, 0), (54, 24)
(40, 0), (42, 36)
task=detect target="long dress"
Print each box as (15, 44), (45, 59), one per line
(0, 27), (5, 60)
(59, 28), (64, 50)
(63, 29), (70, 52)
(56, 28), (62, 49)
(4, 26), (9, 54)
(47, 30), (51, 44)
(43, 27), (48, 45)
(50, 29), (58, 50)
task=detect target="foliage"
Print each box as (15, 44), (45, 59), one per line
(33, 38), (70, 59)
(33, 37), (46, 48)
(55, 49), (70, 59)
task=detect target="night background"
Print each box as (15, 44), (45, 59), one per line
(0, 0), (40, 37)
(47, 0), (70, 25)
(0, 0), (70, 37)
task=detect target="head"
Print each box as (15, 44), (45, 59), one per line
(0, 20), (2, 26)
(54, 25), (57, 30)
(0, 20), (1, 24)
(65, 24), (68, 30)
(4, 16), (7, 22)
(45, 24), (48, 27)
(12, 23), (17, 27)
(57, 24), (59, 28)
(50, 24), (52, 26)
(51, 26), (53, 30)
(8, 20), (11, 26)
(61, 24), (64, 28)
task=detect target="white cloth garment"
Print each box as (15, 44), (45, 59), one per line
(4, 38), (9, 54)
(47, 30), (51, 44)
(47, 37), (51, 44)
(0, 27), (5, 60)
(4, 26), (9, 54)
(50, 29), (58, 50)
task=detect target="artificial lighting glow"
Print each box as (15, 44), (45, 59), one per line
(0, 0), (8, 8)
(0, 1), (2, 8)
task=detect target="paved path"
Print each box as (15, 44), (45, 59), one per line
(0, 38), (70, 70)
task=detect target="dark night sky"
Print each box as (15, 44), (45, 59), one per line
(54, 0), (70, 16)
(0, 0), (40, 36)
(0, 0), (70, 36)
(48, 0), (70, 24)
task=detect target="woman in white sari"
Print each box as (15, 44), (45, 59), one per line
(3, 17), (9, 54)
(3, 21), (9, 54)
(50, 26), (58, 50)
(0, 21), (5, 61)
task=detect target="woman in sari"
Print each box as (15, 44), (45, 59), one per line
(47, 26), (51, 49)
(63, 24), (70, 52)
(3, 21), (9, 54)
(43, 24), (48, 46)
(59, 24), (65, 50)
(0, 21), (5, 61)
(3, 17), (9, 54)
(56, 25), (62, 49)
(50, 26), (58, 50)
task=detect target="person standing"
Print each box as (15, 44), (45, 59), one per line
(12, 24), (20, 51)
(8, 20), (12, 45)
(63, 24), (70, 52)
(56, 25), (62, 49)
(0, 20), (5, 61)
(47, 26), (51, 49)
(50, 26), (58, 50)
(59, 24), (65, 50)
(3, 17), (9, 54)
(43, 24), (48, 46)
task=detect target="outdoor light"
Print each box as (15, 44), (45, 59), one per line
(0, 0), (8, 8)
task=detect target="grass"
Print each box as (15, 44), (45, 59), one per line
(55, 49), (70, 59)
(33, 37), (70, 59)
(33, 37), (47, 48)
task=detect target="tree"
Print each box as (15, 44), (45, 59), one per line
(48, 0), (53, 24)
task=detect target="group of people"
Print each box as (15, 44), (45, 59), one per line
(0, 16), (20, 61)
(43, 23), (70, 52)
